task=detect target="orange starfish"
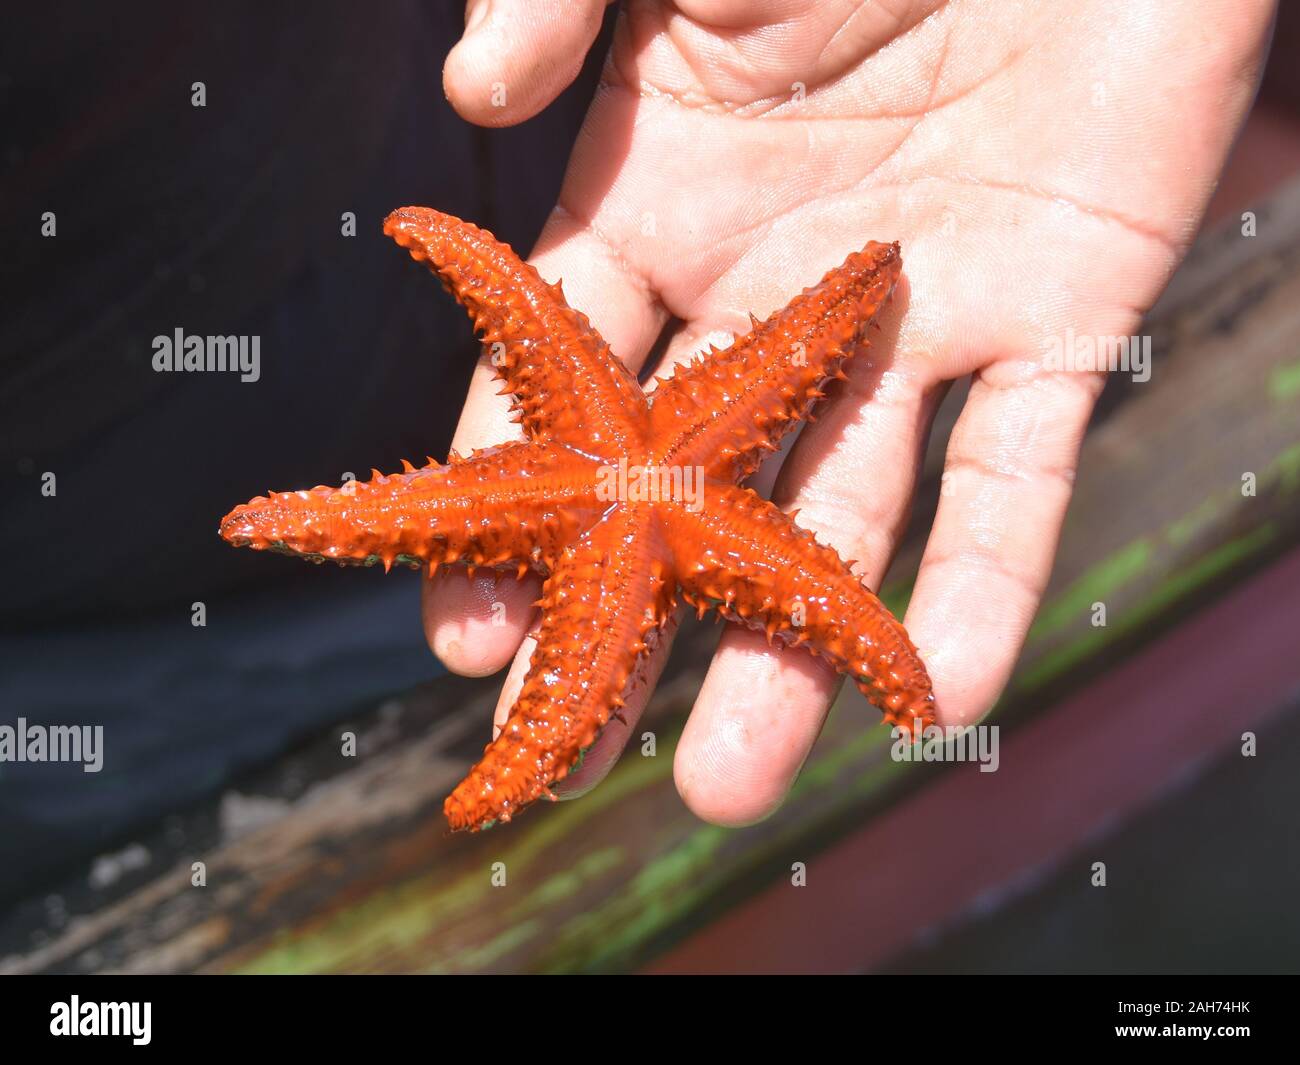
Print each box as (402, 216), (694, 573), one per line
(220, 207), (935, 831)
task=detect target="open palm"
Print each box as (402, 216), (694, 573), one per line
(428, 0), (1273, 824)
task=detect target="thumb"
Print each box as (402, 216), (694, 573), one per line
(444, 0), (611, 127)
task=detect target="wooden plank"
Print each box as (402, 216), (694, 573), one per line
(4, 175), (1300, 976)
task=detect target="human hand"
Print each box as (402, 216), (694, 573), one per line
(429, 0), (1274, 824)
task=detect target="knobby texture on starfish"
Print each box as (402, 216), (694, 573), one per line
(220, 207), (935, 831)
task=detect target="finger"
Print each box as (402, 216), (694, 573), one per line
(674, 295), (943, 826)
(424, 214), (665, 674)
(904, 361), (1104, 726)
(422, 567), (540, 677)
(675, 632), (845, 827)
(444, 0), (610, 127)
(488, 610), (683, 799)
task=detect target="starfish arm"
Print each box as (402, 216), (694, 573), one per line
(219, 442), (602, 574)
(663, 485), (934, 731)
(383, 207), (648, 455)
(650, 242), (901, 482)
(444, 507), (676, 831)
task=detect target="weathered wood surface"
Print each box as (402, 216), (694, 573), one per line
(651, 547), (1300, 973)
(4, 176), (1300, 975)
